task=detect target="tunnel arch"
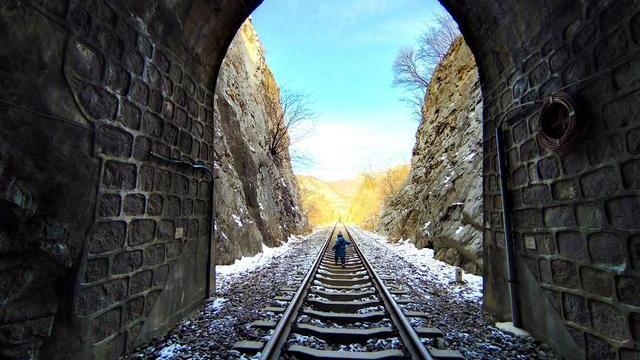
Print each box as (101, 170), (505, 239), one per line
(0, 0), (638, 359)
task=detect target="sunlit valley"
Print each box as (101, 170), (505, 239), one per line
(298, 164), (410, 229)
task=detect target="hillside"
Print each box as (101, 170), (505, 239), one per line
(214, 20), (307, 264)
(324, 179), (360, 199)
(297, 164), (410, 229)
(377, 38), (483, 274)
(297, 175), (350, 225)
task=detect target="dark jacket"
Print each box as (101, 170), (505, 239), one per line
(332, 235), (350, 258)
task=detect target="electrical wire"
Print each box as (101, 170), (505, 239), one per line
(537, 92), (578, 153)
(4, 45), (640, 156)
(0, 90), (219, 298)
(0, 98), (154, 154)
(0, 97), (214, 175)
(496, 47), (640, 129)
(149, 151), (213, 178)
(554, 49), (640, 93)
(496, 100), (544, 128)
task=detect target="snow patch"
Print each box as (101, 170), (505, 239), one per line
(157, 343), (186, 359)
(207, 298), (227, 312)
(231, 214), (243, 227)
(351, 228), (483, 301)
(496, 322), (531, 337)
(288, 234), (304, 244)
(463, 151), (477, 162)
(216, 241), (296, 277)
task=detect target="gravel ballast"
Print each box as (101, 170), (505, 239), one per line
(350, 227), (557, 360)
(127, 227), (557, 359)
(127, 229), (330, 359)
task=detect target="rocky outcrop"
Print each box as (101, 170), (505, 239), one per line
(214, 20), (306, 264)
(377, 38), (483, 274)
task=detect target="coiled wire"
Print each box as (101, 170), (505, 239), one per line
(537, 91), (579, 153)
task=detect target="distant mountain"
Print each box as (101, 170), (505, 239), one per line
(296, 175), (351, 226)
(324, 179), (360, 199)
(297, 164), (410, 229)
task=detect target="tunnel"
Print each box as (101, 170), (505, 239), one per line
(0, 0), (639, 359)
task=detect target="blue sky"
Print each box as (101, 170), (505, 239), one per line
(252, 0), (448, 180)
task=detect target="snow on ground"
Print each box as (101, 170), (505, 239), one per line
(157, 344), (186, 359)
(215, 235), (306, 296)
(208, 298), (227, 313)
(128, 230), (329, 360)
(350, 227), (556, 360)
(351, 228), (482, 301)
(217, 235), (303, 277)
(496, 322), (532, 337)
(129, 226), (555, 360)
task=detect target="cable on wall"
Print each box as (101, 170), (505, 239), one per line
(537, 92), (579, 153)
(0, 97), (219, 298)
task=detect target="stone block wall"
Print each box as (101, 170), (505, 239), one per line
(66, 1), (216, 352)
(0, 0), (258, 359)
(443, 0), (640, 358)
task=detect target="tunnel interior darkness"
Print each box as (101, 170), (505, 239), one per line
(0, 0), (639, 359)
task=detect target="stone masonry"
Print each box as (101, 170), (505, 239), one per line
(443, 1), (640, 358)
(2, 0), (640, 359)
(66, 3), (217, 354)
(0, 1), (257, 359)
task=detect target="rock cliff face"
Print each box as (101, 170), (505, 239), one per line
(377, 38), (483, 274)
(214, 20), (306, 264)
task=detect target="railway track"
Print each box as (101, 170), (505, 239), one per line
(234, 225), (464, 359)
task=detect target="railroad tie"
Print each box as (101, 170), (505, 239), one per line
(234, 224), (464, 360)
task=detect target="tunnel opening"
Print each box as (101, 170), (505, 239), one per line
(227, 1), (487, 278)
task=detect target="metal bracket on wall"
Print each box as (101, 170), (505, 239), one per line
(495, 127), (522, 328)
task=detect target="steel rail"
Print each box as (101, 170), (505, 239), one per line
(345, 227), (435, 360)
(259, 224), (337, 359)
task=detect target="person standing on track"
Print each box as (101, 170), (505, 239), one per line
(332, 231), (350, 268)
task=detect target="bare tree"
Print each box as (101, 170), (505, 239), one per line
(392, 48), (431, 91)
(392, 12), (461, 120)
(416, 13), (461, 64)
(290, 151), (315, 168)
(360, 166), (377, 188)
(268, 88), (318, 162)
(400, 88), (427, 122)
(298, 181), (316, 219)
(381, 168), (406, 198)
